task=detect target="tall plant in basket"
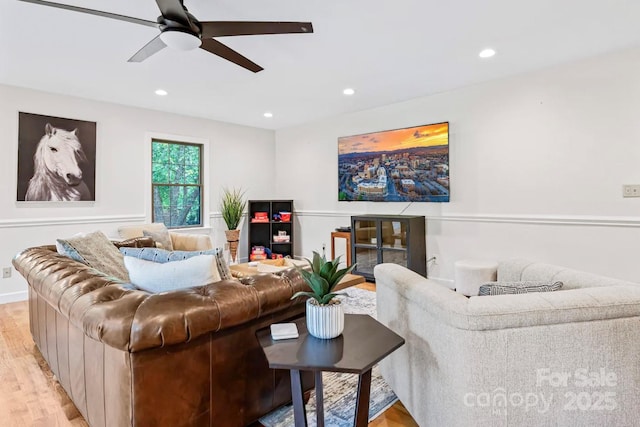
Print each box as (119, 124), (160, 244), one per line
(220, 187), (246, 263)
(291, 251), (355, 339)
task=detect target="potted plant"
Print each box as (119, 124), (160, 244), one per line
(220, 187), (246, 263)
(291, 251), (356, 339)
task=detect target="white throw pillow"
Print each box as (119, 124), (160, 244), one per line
(124, 255), (221, 293)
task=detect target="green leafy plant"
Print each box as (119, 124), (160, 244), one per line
(220, 187), (246, 230)
(291, 251), (356, 305)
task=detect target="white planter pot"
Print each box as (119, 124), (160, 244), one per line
(306, 299), (344, 339)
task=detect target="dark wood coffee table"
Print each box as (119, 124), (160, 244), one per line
(256, 314), (404, 427)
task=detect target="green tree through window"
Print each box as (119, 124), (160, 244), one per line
(152, 140), (202, 228)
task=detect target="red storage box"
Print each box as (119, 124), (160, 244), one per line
(279, 212), (291, 222)
(252, 212), (269, 223)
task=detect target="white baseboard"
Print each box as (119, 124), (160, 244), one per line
(0, 290), (28, 305)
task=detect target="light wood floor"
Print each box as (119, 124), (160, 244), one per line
(0, 301), (87, 426)
(0, 282), (417, 427)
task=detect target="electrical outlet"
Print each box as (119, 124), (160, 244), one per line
(623, 185), (640, 198)
(2, 267), (11, 279)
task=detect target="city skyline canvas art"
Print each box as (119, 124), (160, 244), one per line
(338, 122), (449, 202)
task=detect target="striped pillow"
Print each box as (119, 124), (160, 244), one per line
(478, 281), (563, 296)
(119, 247), (232, 280)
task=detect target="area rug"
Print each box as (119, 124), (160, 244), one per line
(259, 287), (398, 427)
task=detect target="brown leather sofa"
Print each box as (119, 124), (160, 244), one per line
(12, 238), (312, 427)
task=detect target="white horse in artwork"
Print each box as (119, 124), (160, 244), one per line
(25, 123), (91, 201)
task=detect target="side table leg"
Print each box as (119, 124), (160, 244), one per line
(331, 234), (337, 261)
(354, 369), (372, 427)
(290, 369), (308, 427)
(315, 371), (324, 427)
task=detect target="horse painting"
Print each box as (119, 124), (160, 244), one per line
(25, 123), (92, 201)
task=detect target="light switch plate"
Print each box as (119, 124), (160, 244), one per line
(623, 185), (640, 198)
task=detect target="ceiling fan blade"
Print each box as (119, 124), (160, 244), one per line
(201, 21), (313, 38)
(200, 39), (263, 73)
(17, 0), (157, 28)
(155, 0), (191, 25)
(127, 35), (167, 63)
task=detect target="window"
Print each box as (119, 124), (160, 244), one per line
(151, 139), (203, 228)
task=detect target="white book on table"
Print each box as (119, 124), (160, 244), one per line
(270, 323), (299, 340)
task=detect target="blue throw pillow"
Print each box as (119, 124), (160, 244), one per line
(119, 247), (231, 280)
(56, 240), (86, 263)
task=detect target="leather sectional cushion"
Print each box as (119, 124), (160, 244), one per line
(117, 222), (168, 240)
(113, 236), (156, 249)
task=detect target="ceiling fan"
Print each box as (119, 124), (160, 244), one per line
(18, 0), (314, 72)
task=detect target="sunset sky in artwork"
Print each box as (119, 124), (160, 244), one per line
(338, 122), (448, 155)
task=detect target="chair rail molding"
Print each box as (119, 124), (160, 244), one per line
(294, 210), (640, 228)
(431, 213), (640, 228)
(209, 212), (250, 219)
(0, 214), (146, 229)
(295, 210), (354, 218)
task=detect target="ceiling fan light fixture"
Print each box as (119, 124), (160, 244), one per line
(22, 0), (313, 72)
(160, 29), (202, 51)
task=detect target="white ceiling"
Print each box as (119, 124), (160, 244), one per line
(1, 0), (640, 130)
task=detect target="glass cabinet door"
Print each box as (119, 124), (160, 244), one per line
(381, 249), (408, 268)
(354, 219), (377, 246)
(380, 220), (407, 249)
(354, 247), (378, 277)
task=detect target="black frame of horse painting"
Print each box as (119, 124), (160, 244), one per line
(17, 112), (96, 202)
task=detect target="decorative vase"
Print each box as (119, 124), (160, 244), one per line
(225, 229), (240, 263)
(306, 298), (344, 339)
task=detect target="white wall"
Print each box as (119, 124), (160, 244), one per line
(275, 47), (640, 284)
(0, 84), (276, 303)
(4, 47), (640, 304)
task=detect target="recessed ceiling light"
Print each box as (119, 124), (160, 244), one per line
(264, 112), (273, 118)
(343, 88), (356, 96)
(155, 89), (168, 96)
(479, 48), (496, 58)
